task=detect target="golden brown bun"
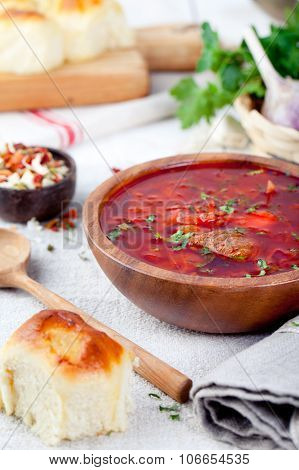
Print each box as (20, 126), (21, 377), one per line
(15, 309), (124, 374)
(50, 0), (105, 12)
(0, 9), (43, 20)
(0, 310), (133, 444)
(47, 0), (135, 62)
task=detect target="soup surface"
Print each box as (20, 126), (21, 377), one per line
(100, 161), (299, 278)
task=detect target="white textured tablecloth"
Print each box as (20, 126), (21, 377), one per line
(0, 215), (265, 450)
(0, 0), (273, 450)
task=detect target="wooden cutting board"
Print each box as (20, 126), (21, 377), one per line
(137, 24), (202, 71)
(0, 24), (201, 111)
(0, 50), (149, 112)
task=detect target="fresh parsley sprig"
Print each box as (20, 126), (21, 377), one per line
(171, 8), (299, 128)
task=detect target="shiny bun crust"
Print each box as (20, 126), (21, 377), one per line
(0, 9), (43, 21)
(14, 309), (124, 374)
(50, 0), (105, 12)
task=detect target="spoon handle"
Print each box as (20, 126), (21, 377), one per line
(14, 272), (192, 403)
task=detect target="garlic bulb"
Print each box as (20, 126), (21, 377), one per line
(245, 27), (299, 131)
(262, 77), (299, 130)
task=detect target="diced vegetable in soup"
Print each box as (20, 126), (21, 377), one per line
(100, 162), (299, 278)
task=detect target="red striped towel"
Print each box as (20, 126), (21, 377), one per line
(0, 92), (176, 149)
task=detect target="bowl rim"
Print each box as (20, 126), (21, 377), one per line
(0, 146), (76, 194)
(83, 152), (299, 289)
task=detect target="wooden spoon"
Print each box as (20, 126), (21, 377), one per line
(0, 228), (192, 403)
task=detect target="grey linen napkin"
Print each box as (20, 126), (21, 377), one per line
(191, 316), (299, 450)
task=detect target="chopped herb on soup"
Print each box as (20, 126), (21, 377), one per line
(101, 162), (299, 278)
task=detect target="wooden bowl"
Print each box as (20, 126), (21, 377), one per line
(83, 153), (299, 334)
(0, 148), (76, 223)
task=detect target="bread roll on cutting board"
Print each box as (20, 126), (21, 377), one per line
(43, 0), (135, 63)
(0, 1), (201, 71)
(0, 310), (133, 445)
(0, 0), (201, 109)
(0, 9), (64, 74)
(0, 0), (134, 68)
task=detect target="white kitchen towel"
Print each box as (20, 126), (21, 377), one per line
(0, 92), (177, 149)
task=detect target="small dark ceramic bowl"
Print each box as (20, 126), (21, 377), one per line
(0, 148), (76, 223)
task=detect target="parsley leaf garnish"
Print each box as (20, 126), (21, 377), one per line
(158, 403), (181, 422)
(245, 260), (270, 278)
(169, 414), (180, 421)
(170, 230), (184, 243)
(220, 199), (236, 214)
(107, 227), (121, 241)
(154, 232), (162, 239)
(246, 204), (259, 213)
(292, 264), (299, 270)
(108, 222), (133, 241)
(146, 214), (157, 233)
(257, 259), (269, 276)
(169, 230), (193, 251)
(159, 405), (180, 413)
(149, 393), (161, 400)
(146, 214), (156, 223)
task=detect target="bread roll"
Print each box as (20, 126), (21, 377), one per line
(0, 310), (133, 445)
(0, 1), (36, 10)
(47, 0), (135, 62)
(0, 9), (64, 74)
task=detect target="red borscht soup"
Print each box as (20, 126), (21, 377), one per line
(100, 161), (299, 278)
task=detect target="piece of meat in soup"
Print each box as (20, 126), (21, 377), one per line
(188, 229), (257, 261)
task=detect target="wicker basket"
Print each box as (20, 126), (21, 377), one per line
(234, 95), (299, 163)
